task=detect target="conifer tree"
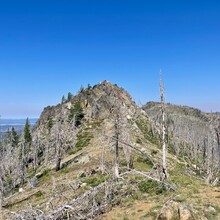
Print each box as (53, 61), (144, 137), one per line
(61, 95), (66, 104)
(24, 118), (32, 144)
(7, 127), (19, 148)
(67, 92), (73, 102)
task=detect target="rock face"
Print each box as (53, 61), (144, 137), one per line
(37, 80), (136, 125)
(143, 102), (220, 180)
(34, 81), (136, 141)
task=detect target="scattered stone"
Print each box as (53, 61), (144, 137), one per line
(178, 205), (194, 220)
(19, 188), (25, 193)
(81, 183), (87, 187)
(205, 205), (216, 213)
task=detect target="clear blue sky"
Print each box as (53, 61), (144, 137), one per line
(0, 0), (220, 118)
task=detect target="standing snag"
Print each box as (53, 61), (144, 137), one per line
(160, 70), (168, 180)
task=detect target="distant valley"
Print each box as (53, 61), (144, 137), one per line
(0, 118), (38, 133)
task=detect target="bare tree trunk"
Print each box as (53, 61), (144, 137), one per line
(55, 118), (63, 172)
(110, 97), (134, 177)
(21, 143), (26, 184)
(0, 177), (3, 220)
(45, 139), (49, 168)
(55, 134), (62, 172)
(33, 133), (39, 174)
(160, 70), (168, 180)
(216, 126), (220, 171)
(101, 137), (109, 174)
(101, 143), (106, 174)
(120, 106), (133, 170)
(114, 117), (120, 178)
(162, 107), (167, 178)
(0, 190), (2, 220)
(55, 156), (62, 172)
(114, 143), (119, 178)
(122, 132), (133, 170)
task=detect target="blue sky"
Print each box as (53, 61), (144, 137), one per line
(0, 0), (220, 118)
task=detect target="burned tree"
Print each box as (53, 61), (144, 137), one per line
(215, 124), (220, 171)
(113, 107), (120, 178)
(120, 106), (133, 170)
(160, 70), (168, 180)
(55, 118), (64, 172)
(33, 132), (40, 174)
(110, 96), (133, 177)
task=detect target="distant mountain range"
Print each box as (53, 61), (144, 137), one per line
(0, 118), (38, 133)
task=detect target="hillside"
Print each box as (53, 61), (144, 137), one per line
(143, 102), (220, 183)
(1, 81), (220, 220)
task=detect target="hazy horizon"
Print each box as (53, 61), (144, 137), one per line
(0, 118), (38, 133)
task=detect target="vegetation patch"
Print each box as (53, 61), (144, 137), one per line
(83, 174), (109, 187)
(39, 169), (52, 183)
(34, 191), (44, 198)
(76, 131), (93, 150)
(68, 102), (85, 127)
(59, 166), (72, 174)
(47, 116), (54, 131)
(134, 156), (153, 172)
(67, 148), (79, 155)
(136, 118), (160, 146)
(138, 180), (166, 195)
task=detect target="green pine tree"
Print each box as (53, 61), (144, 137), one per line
(67, 92), (73, 102)
(68, 102), (84, 127)
(61, 95), (66, 104)
(24, 118), (32, 144)
(11, 127), (19, 147)
(7, 127), (19, 147)
(47, 116), (54, 132)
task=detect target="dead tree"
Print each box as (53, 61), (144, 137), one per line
(101, 138), (106, 174)
(33, 132), (40, 174)
(55, 129), (63, 172)
(111, 104), (134, 177)
(0, 173), (3, 220)
(160, 70), (168, 180)
(113, 110), (120, 178)
(100, 135), (111, 174)
(215, 125), (220, 171)
(55, 114), (64, 172)
(120, 105), (133, 170)
(20, 142), (27, 184)
(44, 137), (49, 168)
